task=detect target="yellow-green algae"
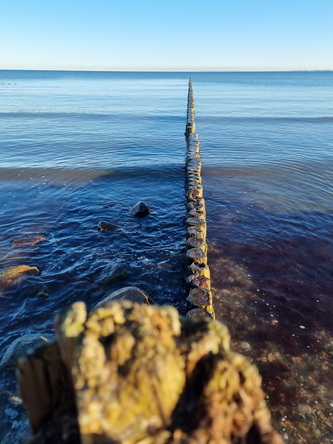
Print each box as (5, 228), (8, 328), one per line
(0, 265), (40, 292)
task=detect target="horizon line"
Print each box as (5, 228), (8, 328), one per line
(1, 68), (332, 73)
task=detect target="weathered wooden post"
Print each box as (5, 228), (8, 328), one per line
(185, 78), (215, 320)
(17, 301), (283, 444)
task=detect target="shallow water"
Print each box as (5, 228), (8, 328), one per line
(196, 72), (333, 443)
(204, 168), (333, 442)
(0, 71), (333, 443)
(0, 71), (189, 442)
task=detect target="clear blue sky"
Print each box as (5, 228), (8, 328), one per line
(0, 0), (332, 71)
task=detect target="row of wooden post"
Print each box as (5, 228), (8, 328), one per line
(185, 78), (215, 320)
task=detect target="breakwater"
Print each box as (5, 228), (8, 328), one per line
(0, 70), (330, 444)
(11, 78), (283, 444)
(185, 79), (215, 320)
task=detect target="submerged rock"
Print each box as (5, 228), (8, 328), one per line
(12, 237), (46, 248)
(130, 201), (150, 217)
(97, 262), (128, 285)
(0, 265), (40, 292)
(97, 221), (117, 232)
(0, 334), (53, 372)
(94, 286), (152, 308)
(0, 265), (40, 281)
(18, 301), (282, 444)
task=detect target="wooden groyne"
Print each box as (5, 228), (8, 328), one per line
(185, 78), (215, 320)
(14, 79), (282, 444)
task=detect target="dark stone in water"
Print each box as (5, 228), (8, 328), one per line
(13, 236), (46, 248)
(97, 221), (117, 232)
(130, 201), (150, 217)
(0, 334), (53, 372)
(94, 286), (153, 308)
(97, 262), (128, 285)
(0, 265), (40, 292)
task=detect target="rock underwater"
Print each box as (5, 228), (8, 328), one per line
(94, 286), (153, 308)
(0, 265), (40, 293)
(0, 334), (52, 373)
(96, 262), (128, 285)
(12, 237), (46, 248)
(17, 300), (283, 444)
(97, 221), (117, 232)
(130, 201), (150, 217)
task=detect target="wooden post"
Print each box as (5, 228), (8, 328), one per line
(18, 301), (283, 444)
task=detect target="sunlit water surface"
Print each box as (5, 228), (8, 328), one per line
(0, 71), (332, 443)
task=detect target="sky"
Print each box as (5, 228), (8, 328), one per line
(0, 0), (332, 71)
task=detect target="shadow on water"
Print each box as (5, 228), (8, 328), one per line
(205, 187), (333, 443)
(0, 165), (187, 442)
(0, 165), (187, 322)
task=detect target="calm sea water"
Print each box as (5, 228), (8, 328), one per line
(0, 70), (332, 443)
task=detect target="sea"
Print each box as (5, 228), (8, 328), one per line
(0, 70), (332, 443)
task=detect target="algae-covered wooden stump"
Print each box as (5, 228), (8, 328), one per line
(17, 301), (282, 444)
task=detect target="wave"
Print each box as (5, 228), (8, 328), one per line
(0, 164), (185, 184)
(0, 111), (184, 122)
(197, 116), (333, 124)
